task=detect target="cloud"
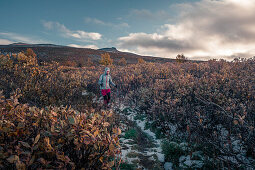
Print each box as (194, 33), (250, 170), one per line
(0, 32), (48, 44)
(42, 21), (54, 30)
(85, 17), (129, 29)
(0, 39), (14, 45)
(42, 21), (102, 41)
(68, 44), (98, 49)
(118, 0), (255, 61)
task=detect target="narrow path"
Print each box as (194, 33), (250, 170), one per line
(85, 92), (173, 169)
(112, 103), (169, 170)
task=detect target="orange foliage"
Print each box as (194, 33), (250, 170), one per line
(137, 58), (145, 64)
(0, 90), (121, 169)
(99, 53), (113, 66)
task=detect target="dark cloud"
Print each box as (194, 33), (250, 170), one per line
(118, 33), (200, 53)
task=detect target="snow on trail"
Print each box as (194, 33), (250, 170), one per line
(115, 103), (172, 169)
(91, 93), (172, 169)
(123, 106), (165, 163)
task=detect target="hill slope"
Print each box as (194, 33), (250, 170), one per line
(0, 43), (203, 65)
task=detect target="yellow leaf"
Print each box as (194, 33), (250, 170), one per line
(80, 130), (92, 136)
(107, 112), (113, 117)
(109, 144), (115, 151)
(103, 122), (110, 127)
(15, 160), (25, 170)
(51, 125), (55, 132)
(44, 137), (50, 145)
(117, 128), (121, 135)
(56, 153), (66, 162)
(7, 155), (19, 163)
(73, 138), (79, 145)
(94, 130), (99, 137)
(34, 134), (40, 144)
(38, 158), (46, 164)
(32, 122), (38, 127)
(108, 161), (115, 167)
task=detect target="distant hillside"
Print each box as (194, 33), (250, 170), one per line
(7, 42), (65, 48)
(98, 47), (118, 53)
(0, 43), (204, 66)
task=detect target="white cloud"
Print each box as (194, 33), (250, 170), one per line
(42, 21), (53, 30)
(85, 17), (129, 29)
(42, 21), (102, 41)
(0, 39), (14, 45)
(0, 32), (48, 44)
(68, 44), (98, 49)
(118, 0), (255, 61)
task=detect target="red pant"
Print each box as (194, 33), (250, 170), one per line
(101, 89), (111, 96)
(101, 89), (111, 105)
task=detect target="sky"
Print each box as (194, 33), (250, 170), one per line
(1, 0), (255, 61)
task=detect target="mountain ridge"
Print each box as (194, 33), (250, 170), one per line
(0, 43), (204, 65)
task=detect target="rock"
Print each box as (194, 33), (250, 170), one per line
(164, 162), (173, 170)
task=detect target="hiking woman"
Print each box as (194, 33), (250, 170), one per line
(98, 67), (117, 108)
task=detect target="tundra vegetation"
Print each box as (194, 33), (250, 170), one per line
(0, 49), (254, 169)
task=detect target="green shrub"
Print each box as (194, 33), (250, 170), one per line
(124, 128), (137, 139)
(161, 140), (185, 166)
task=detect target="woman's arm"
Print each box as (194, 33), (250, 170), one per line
(109, 75), (116, 87)
(98, 75), (103, 85)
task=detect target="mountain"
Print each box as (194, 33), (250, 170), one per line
(0, 43), (203, 66)
(6, 42), (65, 48)
(98, 47), (118, 53)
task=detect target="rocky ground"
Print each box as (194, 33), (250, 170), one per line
(110, 102), (173, 170)
(89, 92), (254, 170)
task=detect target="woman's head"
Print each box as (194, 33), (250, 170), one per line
(105, 67), (110, 75)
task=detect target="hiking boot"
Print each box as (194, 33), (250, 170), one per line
(107, 103), (112, 108)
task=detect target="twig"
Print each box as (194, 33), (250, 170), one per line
(195, 94), (249, 126)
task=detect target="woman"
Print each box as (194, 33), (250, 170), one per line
(98, 67), (117, 108)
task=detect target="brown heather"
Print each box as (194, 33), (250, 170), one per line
(0, 48), (254, 168)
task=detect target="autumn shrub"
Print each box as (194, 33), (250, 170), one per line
(0, 52), (100, 108)
(0, 51), (39, 98)
(86, 57), (94, 66)
(25, 48), (37, 58)
(0, 90), (121, 169)
(176, 54), (187, 63)
(1, 47), (255, 168)
(137, 58), (145, 64)
(117, 57), (127, 66)
(110, 59), (255, 168)
(99, 53), (113, 66)
(62, 61), (77, 67)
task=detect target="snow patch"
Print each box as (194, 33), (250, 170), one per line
(120, 108), (165, 162)
(164, 162), (173, 170)
(179, 155), (204, 168)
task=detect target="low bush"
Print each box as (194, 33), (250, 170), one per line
(0, 90), (121, 169)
